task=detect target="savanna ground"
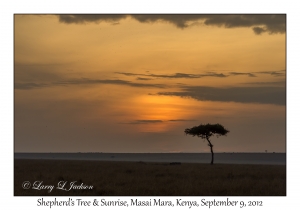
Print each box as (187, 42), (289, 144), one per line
(14, 159), (286, 196)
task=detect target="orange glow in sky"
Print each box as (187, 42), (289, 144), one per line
(14, 15), (286, 153)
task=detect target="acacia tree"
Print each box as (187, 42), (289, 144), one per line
(184, 123), (229, 165)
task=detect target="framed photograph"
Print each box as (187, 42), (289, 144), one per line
(14, 13), (286, 201)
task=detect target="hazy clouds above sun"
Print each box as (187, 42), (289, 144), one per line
(14, 14), (286, 153)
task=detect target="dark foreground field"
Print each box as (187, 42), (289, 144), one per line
(14, 159), (286, 196)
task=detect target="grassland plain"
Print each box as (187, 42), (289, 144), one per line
(14, 159), (286, 196)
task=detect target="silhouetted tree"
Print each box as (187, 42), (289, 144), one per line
(184, 123), (229, 165)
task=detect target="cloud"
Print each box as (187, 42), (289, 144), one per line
(229, 72), (256, 77)
(55, 78), (167, 88)
(57, 14), (286, 34)
(114, 72), (145, 77)
(131, 14), (204, 28)
(14, 82), (48, 90)
(116, 70), (285, 79)
(202, 14), (285, 34)
(122, 119), (195, 124)
(168, 119), (196, 122)
(115, 71), (227, 79)
(136, 77), (152, 81)
(253, 27), (267, 35)
(255, 70), (285, 77)
(58, 14), (127, 24)
(15, 78), (167, 90)
(155, 86), (286, 106)
(123, 120), (164, 124)
(14, 62), (72, 83)
(241, 80), (285, 86)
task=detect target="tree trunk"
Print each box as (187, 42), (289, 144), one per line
(206, 137), (214, 165)
(210, 145), (214, 165)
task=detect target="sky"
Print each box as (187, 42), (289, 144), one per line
(14, 14), (286, 153)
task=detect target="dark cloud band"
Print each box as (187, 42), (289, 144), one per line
(122, 119), (195, 124)
(155, 86), (285, 106)
(15, 78), (167, 90)
(58, 14), (286, 35)
(115, 72), (226, 79)
(116, 70), (285, 79)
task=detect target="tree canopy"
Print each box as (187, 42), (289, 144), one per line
(184, 123), (229, 139)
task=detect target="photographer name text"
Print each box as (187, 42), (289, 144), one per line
(23, 181), (93, 193)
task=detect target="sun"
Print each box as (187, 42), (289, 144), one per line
(122, 95), (192, 132)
